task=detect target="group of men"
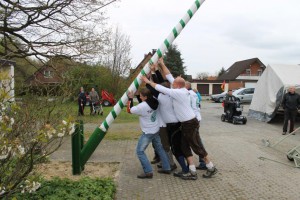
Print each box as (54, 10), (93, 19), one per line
(127, 58), (217, 180)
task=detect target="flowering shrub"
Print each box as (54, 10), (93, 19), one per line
(0, 87), (75, 198)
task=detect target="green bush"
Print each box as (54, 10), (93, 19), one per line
(13, 177), (115, 200)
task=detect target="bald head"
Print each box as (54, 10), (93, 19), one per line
(173, 77), (186, 88)
(288, 86), (296, 94)
(185, 81), (191, 90)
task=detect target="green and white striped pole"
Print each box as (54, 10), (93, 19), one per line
(80, 0), (206, 167)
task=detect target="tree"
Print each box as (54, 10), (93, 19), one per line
(196, 72), (209, 80)
(0, 0), (111, 61)
(218, 67), (226, 77)
(0, 77), (75, 198)
(163, 45), (186, 77)
(102, 26), (132, 95)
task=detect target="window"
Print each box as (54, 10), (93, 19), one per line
(243, 88), (255, 94)
(246, 69), (251, 75)
(258, 70), (262, 76)
(44, 70), (52, 78)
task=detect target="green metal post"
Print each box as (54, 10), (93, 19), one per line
(72, 120), (83, 175)
(80, 127), (106, 168)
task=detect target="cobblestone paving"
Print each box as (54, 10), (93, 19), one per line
(51, 102), (300, 200)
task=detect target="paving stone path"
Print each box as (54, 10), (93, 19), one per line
(51, 102), (300, 200)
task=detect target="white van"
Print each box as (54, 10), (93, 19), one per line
(233, 88), (255, 103)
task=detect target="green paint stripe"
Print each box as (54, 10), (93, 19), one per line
(195, 0), (200, 9)
(164, 39), (170, 48)
(118, 99), (124, 109)
(141, 69), (146, 76)
(111, 109), (117, 119)
(187, 9), (193, 18)
(149, 59), (153, 65)
(157, 49), (162, 58)
(134, 78), (139, 89)
(180, 19), (186, 28)
(103, 120), (109, 130)
(172, 28), (178, 38)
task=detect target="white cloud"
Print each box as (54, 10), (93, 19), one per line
(106, 0), (300, 77)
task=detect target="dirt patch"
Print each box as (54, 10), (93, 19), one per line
(36, 161), (120, 181)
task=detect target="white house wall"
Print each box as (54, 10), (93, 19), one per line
(0, 64), (15, 102)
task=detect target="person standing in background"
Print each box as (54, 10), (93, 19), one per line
(78, 87), (86, 116)
(282, 86), (300, 135)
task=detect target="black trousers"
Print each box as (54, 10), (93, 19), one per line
(78, 101), (85, 116)
(167, 122), (184, 158)
(283, 109), (298, 133)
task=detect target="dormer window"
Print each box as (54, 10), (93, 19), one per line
(44, 70), (52, 78)
(258, 69), (262, 76)
(246, 69), (251, 75)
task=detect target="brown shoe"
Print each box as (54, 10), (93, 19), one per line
(137, 173), (153, 179)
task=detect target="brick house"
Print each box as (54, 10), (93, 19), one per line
(0, 59), (15, 101)
(191, 58), (266, 96)
(25, 65), (63, 86)
(217, 58), (266, 90)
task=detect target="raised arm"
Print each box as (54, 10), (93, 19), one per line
(155, 70), (165, 84)
(158, 58), (171, 76)
(141, 75), (172, 96)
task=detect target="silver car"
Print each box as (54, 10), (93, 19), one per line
(233, 88), (255, 103)
(211, 91), (227, 103)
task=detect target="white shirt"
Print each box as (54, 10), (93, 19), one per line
(166, 74), (175, 84)
(130, 102), (159, 134)
(188, 90), (201, 121)
(155, 85), (196, 122)
(156, 108), (166, 127)
(158, 93), (179, 124)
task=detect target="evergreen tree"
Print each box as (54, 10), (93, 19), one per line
(218, 67), (226, 77)
(163, 45), (186, 77)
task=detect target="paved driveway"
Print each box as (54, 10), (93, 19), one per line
(52, 101), (300, 200)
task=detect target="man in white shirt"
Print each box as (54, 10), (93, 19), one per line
(127, 88), (171, 179)
(141, 60), (218, 180)
(186, 81), (207, 170)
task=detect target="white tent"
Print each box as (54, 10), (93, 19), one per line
(248, 64), (300, 122)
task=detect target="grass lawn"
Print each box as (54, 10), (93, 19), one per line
(59, 102), (139, 123)
(59, 102), (141, 140)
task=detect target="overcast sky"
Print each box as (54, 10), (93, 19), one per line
(106, 0), (300, 78)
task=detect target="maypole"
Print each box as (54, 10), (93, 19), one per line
(78, 0), (206, 168)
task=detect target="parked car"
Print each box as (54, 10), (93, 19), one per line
(211, 91), (227, 103)
(233, 88), (255, 103)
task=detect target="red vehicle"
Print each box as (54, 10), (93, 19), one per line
(101, 90), (116, 106)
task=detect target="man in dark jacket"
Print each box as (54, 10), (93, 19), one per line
(282, 86), (300, 135)
(224, 90), (237, 120)
(78, 87), (86, 116)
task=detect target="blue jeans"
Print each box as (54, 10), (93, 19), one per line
(136, 132), (171, 173)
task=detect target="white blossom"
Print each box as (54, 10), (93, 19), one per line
(0, 154), (8, 160)
(57, 132), (64, 138)
(0, 187), (6, 195)
(62, 120), (67, 125)
(10, 118), (14, 125)
(69, 124), (75, 135)
(17, 145), (25, 155)
(46, 132), (53, 139)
